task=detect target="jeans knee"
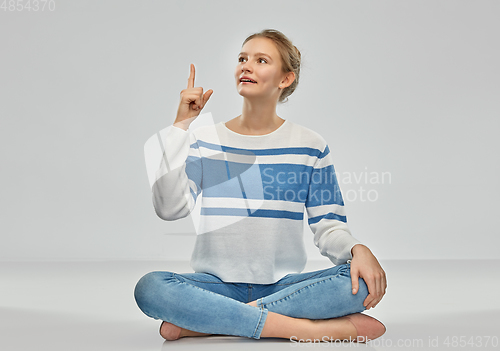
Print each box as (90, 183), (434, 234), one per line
(351, 277), (369, 311)
(134, 271), (174, 314)
(341, 267), (368, 298)
(356, 277), (369, 297)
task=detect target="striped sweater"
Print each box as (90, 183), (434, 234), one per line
(146, 113), (361, 284)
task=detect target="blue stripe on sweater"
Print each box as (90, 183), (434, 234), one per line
(201, 207), (304, 220)
(195, 140), (324, 158)
(308, 211), (347, 224)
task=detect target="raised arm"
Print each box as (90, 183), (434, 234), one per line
(148, 63), (213, 220)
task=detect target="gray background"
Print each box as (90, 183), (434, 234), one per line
(1, 0), (499, 262)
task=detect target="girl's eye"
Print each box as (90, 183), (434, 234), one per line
(238, 57), (267, 63)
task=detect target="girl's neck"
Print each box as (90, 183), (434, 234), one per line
(237, 98), (282, 133)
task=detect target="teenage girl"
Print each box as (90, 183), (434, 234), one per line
(135, 29), (387, 342)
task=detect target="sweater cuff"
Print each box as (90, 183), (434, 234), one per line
(324, 231), (362, 265)
(343, 238), (363, 261)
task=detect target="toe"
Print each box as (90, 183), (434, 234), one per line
(345, 313), (386, 342)
(160, 321), (182, 341)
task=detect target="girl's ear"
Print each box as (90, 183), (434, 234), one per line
(282, 71), (295, 88)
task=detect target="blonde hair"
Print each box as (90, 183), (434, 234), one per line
(242, 29), (301, 104)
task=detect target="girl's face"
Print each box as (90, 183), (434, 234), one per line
(235, 37), (286, 101)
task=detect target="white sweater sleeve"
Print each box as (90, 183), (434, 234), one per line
(305, 143), (361, 265)
(149, 125), (203, 221)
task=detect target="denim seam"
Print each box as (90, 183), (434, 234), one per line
(252, 307), (267, 339)
(274, 272), (323, 285)
(273, 267), (345, 286)
(173, 269), (340, 286)
(261, 273), (342, 307)
(173, 273), (228, 284)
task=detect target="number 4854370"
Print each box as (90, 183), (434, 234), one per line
(443, 336), (499, 348)
(1, 0), (56, 11)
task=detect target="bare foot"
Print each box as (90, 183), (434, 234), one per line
(258, 310), (359, 341)
(160, 321), (212, 341)
(308, 316), (358, 341)
(246, 300), (383, 342)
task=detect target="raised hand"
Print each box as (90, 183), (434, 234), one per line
(174, 63), (214, 130)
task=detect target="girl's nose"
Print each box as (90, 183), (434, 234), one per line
(241, 61), (252, 72)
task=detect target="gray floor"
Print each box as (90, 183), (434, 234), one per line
(1, 259), (499, 350)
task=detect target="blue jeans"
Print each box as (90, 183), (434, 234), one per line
(134, 263), (368, 339)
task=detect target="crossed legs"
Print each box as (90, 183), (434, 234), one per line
(160, 299), (359, 341)
(135, 265), (385, 341)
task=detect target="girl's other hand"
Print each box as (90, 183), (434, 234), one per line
(350, 244), (387, 310)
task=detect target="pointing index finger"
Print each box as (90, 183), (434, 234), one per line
(187, 63), (195, 89)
